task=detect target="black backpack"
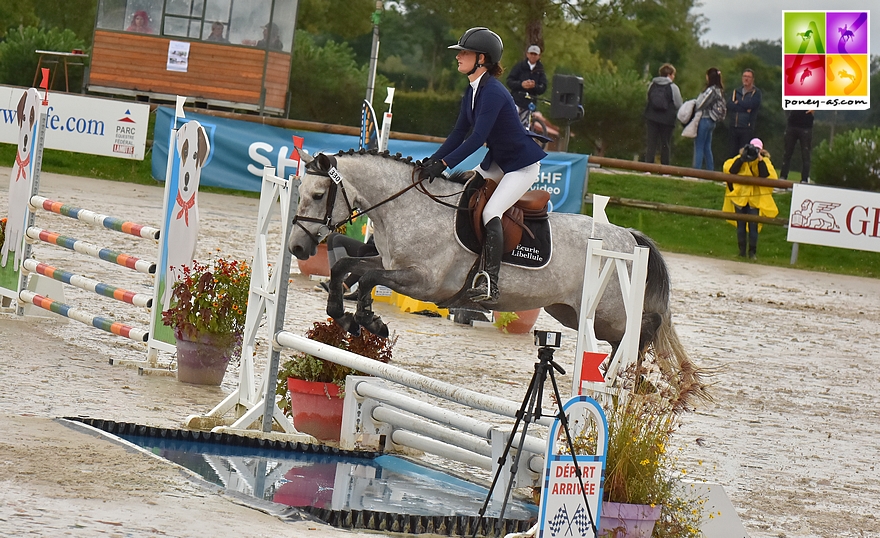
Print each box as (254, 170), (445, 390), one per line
(648, 83), (671, 112)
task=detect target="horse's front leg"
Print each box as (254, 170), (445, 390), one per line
(327, 256), (386, 335)
(354, 267), (424, 338)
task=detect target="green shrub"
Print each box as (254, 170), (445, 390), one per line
(812, 127), (880, 192)
(388, 91), (460, 137)
(288, 31), (391, 127)
(0, 26), (87, 90)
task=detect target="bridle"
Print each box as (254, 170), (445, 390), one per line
(291, 155), (461, 247)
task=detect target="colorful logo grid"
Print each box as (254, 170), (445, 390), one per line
(782, 11), (870, 110)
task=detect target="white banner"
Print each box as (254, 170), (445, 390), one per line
(788, 183), (880, 253)
(0, 85), (149, 160)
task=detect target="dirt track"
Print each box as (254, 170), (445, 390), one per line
(1, 169), (879, 537)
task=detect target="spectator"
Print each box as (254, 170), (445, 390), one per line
(257, 22), (283, 50)
(126, 11), (154, 34)
(506, 45), (548, 114)
(206, 22), (228, 43)
(728, 69), (762, 158)
(693, 67), (726, 171)
(780, 110), (815, 182)
(643, 63), (683, 165)
(722, 138), (779, 260)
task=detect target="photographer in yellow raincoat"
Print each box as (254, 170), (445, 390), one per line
(722, 137), (779, 260)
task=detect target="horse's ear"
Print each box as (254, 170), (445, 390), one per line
(314, 153), (333, 172)
(296, 147), (313, 167)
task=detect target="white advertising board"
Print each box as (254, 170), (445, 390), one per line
(0, 85), (149, 160)
(788, 183), (880, 253)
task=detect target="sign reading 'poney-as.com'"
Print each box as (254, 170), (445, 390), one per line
(0, 85), (149, 160)
(788, 183), (880, 253)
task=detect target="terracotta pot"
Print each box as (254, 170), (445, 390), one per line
(287, 377), (344, 442)
(175, 329), (236, 386)
(494, 308), (541, 335)
(296, 243), (330, 277)
(599, 501), (662, 537)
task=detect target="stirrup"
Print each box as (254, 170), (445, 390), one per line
(468, 271), (494, 302)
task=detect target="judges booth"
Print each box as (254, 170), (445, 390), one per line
(88, 0), (296, 115)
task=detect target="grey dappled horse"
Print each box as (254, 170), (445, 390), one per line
(289, 149), (695, 387)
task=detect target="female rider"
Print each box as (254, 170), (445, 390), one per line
(419, 27), (547, 304)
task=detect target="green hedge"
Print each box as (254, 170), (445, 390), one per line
(812, 127), (880, 192)
(386, 91), (461, 138)
(0, 26), (87, 91)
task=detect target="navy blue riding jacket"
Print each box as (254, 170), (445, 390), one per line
(431, 75), (547, 173)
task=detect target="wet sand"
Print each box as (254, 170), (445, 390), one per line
(1, 168), (879, 537)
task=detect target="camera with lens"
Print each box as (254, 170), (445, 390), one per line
(741, 143), (760, 162)
(534, 330), (562, 348)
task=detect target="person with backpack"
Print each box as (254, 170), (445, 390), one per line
(643, 63), (683, 165)
(693, 67), (726, 171)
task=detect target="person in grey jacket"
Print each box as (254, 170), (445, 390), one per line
(643, 63), (683, 165)
(728, 69), (762, 157)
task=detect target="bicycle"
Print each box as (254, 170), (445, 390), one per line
(517, 94), (551, 149)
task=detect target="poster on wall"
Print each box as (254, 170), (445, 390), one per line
(167, 41), (190, 72)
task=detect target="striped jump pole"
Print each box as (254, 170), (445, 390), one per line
(19, 290), (149, 342)
(26, 227), (156, 274)
(21, 259), (152, 308)
(29, 195), (160, 240)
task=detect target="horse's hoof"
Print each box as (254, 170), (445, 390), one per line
(327, 300), (345, 319)
(337, 313), (360, 336)
(362, 315), (389, 339)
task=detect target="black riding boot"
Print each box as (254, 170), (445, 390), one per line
(469, 216), (503, 304)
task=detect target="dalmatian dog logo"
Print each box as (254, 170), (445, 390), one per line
(790, 199), (841, 232)
(161, 120), (210, 311)
(2, 88), (41, 270)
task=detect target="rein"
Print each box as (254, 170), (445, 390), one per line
(292, 157), (466, 244)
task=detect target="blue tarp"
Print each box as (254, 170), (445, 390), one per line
(152, 107), (588, 213)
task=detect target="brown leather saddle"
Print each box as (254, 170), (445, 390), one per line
(469, 175), (550, 253)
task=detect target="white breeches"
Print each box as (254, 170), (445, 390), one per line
(476, 161), (541, 224)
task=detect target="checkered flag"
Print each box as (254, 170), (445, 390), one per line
(547, 504), (570, 536)
(570, 504), (595, 536)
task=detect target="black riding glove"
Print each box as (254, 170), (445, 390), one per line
(419, 158), (447, 182)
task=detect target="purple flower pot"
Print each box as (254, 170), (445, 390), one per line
(175, 330), (236, 386)
(599, 502), (662, 537)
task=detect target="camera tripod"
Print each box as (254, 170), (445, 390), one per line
(473, 343), (597, 537)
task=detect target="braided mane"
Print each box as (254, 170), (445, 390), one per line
(335, 147), (416, 165)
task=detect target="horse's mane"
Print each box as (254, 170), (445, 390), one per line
(334, 147), (417, 166)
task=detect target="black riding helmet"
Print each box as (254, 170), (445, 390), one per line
(448, 27), (503, 72)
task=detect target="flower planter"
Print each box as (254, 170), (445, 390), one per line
(175, 330), (236, 386)
(599, 501), (662, 538)
(296, 243), (330, 277)
(494, 308), (541, 334)
(287, 377), (344, 442)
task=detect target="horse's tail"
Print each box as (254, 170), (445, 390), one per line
(631, 230), (712, 410)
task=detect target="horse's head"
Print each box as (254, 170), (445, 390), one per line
(288, 151), (359, 260)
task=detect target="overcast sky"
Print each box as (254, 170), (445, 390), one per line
(697, 0), (876, 50)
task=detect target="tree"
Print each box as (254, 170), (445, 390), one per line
(0, 1), (38, 39)
(592, 0), (702, 75)
(296, 0), (375, 39)
(31, 0), (97, 44)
